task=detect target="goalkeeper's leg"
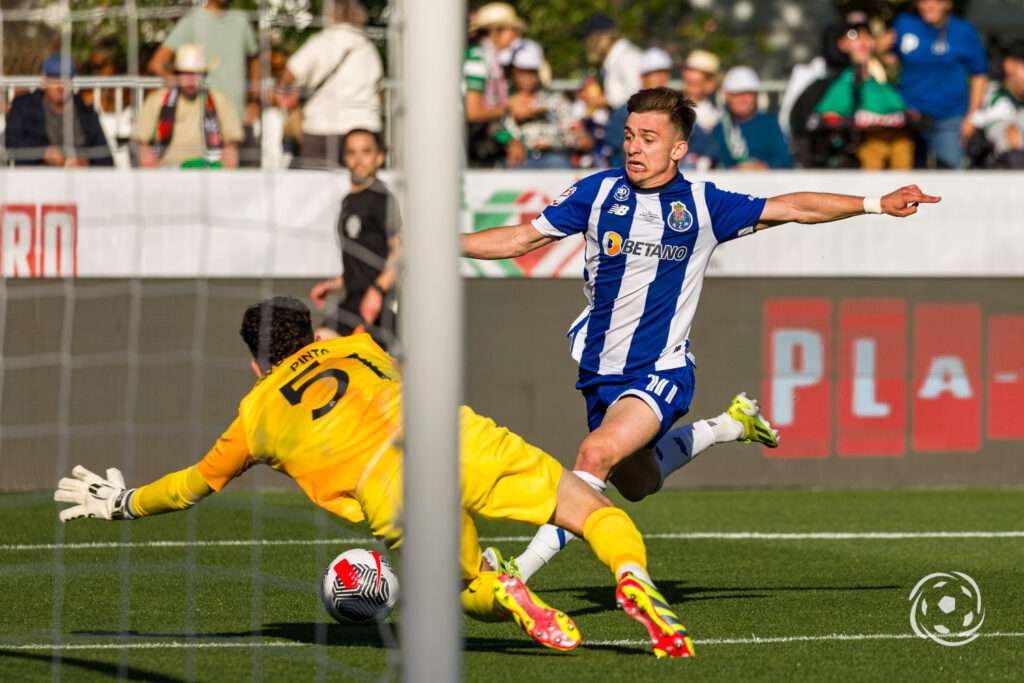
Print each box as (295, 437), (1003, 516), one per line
(509, 397), (661, 582)
(550, 469), (694, 658)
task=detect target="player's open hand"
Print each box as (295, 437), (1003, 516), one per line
(54, 465), (136, 522)
(881, 185), (941, 217)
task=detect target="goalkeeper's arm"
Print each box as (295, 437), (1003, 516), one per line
(54, 464), (214, 522)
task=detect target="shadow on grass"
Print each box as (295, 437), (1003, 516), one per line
(72, 623), (624, 657)
(0, 650), (184, 682)
(550, 582), (900, 617)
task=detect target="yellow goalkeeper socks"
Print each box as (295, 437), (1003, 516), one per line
(461, 571), (512, 622)
(582, 506), (650, 583)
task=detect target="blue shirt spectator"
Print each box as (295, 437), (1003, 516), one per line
(710, 66), (793, 170)
(891, 10), (986, 120)
(889, 1), (987, 168)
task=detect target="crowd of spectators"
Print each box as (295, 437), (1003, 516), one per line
(3, 0), (1023, 172)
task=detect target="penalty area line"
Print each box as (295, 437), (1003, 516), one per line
(5, 530), (1024, 552)
(3, 632), (1024, 652)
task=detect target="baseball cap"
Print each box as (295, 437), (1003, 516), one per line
(582, 13), (616, 38)
(509, 40), (545, 71)
(640, 47), (673, 75)
(41, 54), (76, 78)
(684, 49), (720, 75)
(722, 66), (760, 94)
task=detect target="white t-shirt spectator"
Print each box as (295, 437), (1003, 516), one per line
(287, 23), (382, 136)
(602, 38), (643, 109)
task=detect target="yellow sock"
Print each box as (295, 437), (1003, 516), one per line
(460, 571), (511, 623)
(582, 506), (647, 579)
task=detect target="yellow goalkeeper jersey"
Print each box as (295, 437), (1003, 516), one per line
(197, 334), (403, 527)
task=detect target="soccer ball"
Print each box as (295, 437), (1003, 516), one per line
(321, 548), (399, 625)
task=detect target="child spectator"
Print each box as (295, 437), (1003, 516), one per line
(813, 21), (913, 169)
(505, 41), (592, 169)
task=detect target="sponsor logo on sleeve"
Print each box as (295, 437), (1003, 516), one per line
(550, 185), (577, 206)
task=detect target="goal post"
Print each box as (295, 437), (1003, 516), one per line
(395, 0), (466, 680)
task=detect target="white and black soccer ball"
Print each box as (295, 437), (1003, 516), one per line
(321, 548), (399, 625)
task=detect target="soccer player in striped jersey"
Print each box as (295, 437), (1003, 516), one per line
(463, 87), (940, 583)
(54, 296), (695, 657)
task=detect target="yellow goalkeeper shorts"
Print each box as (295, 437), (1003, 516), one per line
(459, 405), (564, 581)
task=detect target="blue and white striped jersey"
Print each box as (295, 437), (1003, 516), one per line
(532, 169), (766, 375)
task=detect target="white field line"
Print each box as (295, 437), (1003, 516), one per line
(5, 530), (1024, 552)
(3, 631), (1024, 652)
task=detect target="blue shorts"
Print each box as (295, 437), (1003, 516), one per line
(577, 364), (696, 443)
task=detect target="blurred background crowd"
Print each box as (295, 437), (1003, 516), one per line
(1, 0), (1022, 171)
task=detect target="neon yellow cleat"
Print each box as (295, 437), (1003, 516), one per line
(726, 392), (780, 448)
(616, 573), (695, 658)
(483, 546), (522, 581)
(493, 573), (580, 651)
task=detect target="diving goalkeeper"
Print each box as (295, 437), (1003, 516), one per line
(55, 296), (694, 658)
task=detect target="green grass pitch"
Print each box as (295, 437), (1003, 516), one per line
(1, 488), (1022, 681)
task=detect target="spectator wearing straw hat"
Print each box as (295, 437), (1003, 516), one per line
(682, 50), (722, 133)
(131, 45), (243, 168)
(149, 0), (260, 166)
(5, 54), (113, 167)
(464, 2), (528, 167)
(710, 66), (792, 170)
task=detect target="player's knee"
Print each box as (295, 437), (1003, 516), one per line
(574, 436), (619, 478)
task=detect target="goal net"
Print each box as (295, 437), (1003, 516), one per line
(0, 1), (462, 679)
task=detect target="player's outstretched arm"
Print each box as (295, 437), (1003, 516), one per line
(462, 222), (555, 260)
(755, 185), (941, 230)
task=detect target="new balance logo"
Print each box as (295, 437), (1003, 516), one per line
(607, 204), (630, 216)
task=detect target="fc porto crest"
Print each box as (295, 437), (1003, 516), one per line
(613, 184), (631, 201)
(666, 201), (692, 232)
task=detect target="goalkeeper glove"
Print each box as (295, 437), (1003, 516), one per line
(54, 466), (136, 521)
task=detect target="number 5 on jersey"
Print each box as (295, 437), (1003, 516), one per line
(280, 361), (349, 420)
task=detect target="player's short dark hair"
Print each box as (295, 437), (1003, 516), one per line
(240, 296), (315, 372)
(344, 128), (383, 153)
(626, 87), (697, 142)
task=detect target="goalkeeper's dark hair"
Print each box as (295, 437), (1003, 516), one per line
(240, 296), (315, 372)
(627, 87), (697, 142)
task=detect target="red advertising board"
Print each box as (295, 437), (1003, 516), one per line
(910, 304), (982, 452)
(836, 299), (907, 457)
(987, 315), (1024, 440)
(763, 298), (832, 458)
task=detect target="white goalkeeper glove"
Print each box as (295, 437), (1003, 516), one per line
(54, 465), (136, 522)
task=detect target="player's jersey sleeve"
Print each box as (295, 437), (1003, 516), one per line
(531, 178), (597, 238)
(704, 182), (767, 243)
(197, 415), (255, 491)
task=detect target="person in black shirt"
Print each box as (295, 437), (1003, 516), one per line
(311, 130), (401, 350)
